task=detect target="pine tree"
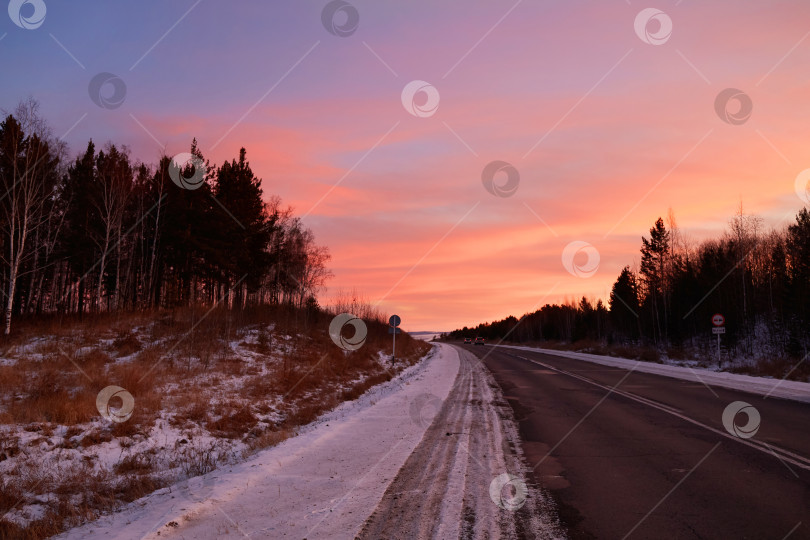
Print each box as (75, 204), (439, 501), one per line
(609, 266), (640, 341)
(212, 147), (273, 309)
(640, 217), (670, 344)
(786, 208), (810, 334)
(61, 140), (97, 316)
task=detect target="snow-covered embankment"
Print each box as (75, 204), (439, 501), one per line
(60, 344), (460, 539)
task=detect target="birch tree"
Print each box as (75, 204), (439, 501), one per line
(0, 103), (60, 334)
(92, 145), (132, 311)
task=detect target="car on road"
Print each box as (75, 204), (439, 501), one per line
(474, 337), (485, 346)
(463, 338), (472, 344)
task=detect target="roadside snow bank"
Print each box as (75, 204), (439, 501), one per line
(59, 344), (460, 540)
(496, 345), (810, 404)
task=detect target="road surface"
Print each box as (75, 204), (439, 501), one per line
(358, 346), (561, 539)
(462, 343), (810, 539)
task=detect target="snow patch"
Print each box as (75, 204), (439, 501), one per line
(496, 344), (810, 404)
(58, 344), (460, 539)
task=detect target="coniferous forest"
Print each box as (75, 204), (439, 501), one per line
(0, 100), (331, 335)
(447, 206), (810, 378)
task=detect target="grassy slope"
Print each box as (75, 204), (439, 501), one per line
(0, 306), (430, 539)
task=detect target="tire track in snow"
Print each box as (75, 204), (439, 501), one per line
(358, 347), (564, 539)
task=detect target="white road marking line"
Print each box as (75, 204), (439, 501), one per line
(507, 352), (810, 472)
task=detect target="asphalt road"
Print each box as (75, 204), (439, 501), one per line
(460, 343), (810, 539)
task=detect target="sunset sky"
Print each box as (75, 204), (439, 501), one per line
(3, 0), (810, 330)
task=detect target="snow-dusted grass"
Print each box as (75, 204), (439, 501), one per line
(514, 336), (810, 383)
(0, 307), (430, 539)
(57, 344), (458, 539)
(495, 344), (810, 404)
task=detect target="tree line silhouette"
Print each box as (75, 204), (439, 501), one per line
(447, 205), (810, 369)
(0, 99), (331, 335)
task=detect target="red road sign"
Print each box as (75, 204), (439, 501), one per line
(712, 314), (725, 327)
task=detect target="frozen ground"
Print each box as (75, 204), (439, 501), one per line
(59, 343), (563, 539)
(495, 345), (810, 404)
(59, 344), (458, 539)
(0, 316), (430, 535)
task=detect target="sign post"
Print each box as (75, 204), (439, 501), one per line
(389, 314), (401, 362)
(712, 314), (725, 366)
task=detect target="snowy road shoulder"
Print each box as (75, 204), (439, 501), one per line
(495, 344), (810, 404)
(357, 346), (564, 539)
(59, 344), (460, 539)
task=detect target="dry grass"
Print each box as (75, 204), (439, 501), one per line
(521, 339), (663, 364)
(0, 454), (168, 540)
(172, 441), (223, 477)
(731, 355), (810, 380)
(207, 407), (258, 439)
(246, 428), (293, 454)
(110, 331), (141, 357)
(0, 305), (432, 539)
(113, 450), (156, 475)
(4, 372), (97, 426)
